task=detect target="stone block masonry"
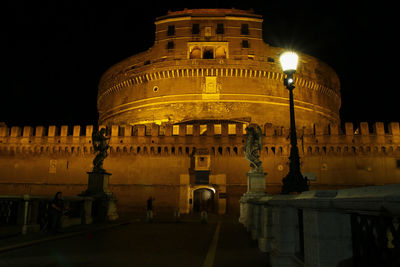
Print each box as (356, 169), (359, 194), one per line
(0, 121), (399, 213)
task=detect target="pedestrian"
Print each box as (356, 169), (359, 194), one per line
(147, 196), (155, 222)
(48, 191), (64, 233)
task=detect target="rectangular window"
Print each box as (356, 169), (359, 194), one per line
(200, 125), (207, 135)
(186, 125), (193, 135)
(216, 23), (224, 34)
(167, 25), (175, 36)
(167, 41), (174, 49)
(242, 40), (249, 48)
(241, 24), (249, 35)
(214, 124), (221, 135)
(228, 124), (236, 135)
(172, 125), (179, 135)
(192, 24), (200, 34)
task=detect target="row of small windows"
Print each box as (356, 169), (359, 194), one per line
(167, 23), (250, 36)
(167, 40), (250, 50)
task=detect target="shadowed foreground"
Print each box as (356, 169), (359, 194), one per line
(0, 215), (269, 267)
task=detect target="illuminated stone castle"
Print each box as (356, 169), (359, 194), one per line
(0, 9), (399, 214)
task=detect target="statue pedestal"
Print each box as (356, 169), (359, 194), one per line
(80, 171), (119, 221)
(247, 171), (267, 194)
(239, 171), (267, 229)
(86, 171), (111, 195)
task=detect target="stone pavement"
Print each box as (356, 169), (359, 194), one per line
(0, 213), (269, 267)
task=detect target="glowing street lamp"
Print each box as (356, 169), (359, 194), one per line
(279, 51), (309, 194)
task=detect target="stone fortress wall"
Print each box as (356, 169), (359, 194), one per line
(1, 122), (399, 214)
(97, 8), (341, 129)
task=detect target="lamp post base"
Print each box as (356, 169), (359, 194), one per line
(281, 171), (309, 194)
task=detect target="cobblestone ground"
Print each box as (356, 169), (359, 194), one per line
(0, 215), (269, 267)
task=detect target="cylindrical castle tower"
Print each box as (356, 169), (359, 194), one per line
(97, 8), (341, 129)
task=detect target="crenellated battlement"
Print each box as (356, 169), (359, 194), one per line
(0, 122), (399, 157)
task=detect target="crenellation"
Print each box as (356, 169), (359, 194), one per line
(11, 126), (21, 137)
(328, 124), (339, 135)
(221, 123), (228, 136)
(152, 124), (160, 137)
(264, 123), (273, 137)
(122, 125), (132, 137)
(48, 126), (58, 137)
(207, 124), (214, 136)
(85, 125), (93, 137)
(345, 122), (354, 136)
(374, 122), (385, 135)
(388, 122), (399, 136)
(0, 126), (8, 137)
(313, 123), (325, 136)
(0, 122), (399, 158)
(60, 125), (68, 137)
(178, 124), (186, 137)
(137, 125), (146, 137)
(73, 126), (81, 137)
(23, 126), (34, 137)
(35, 126), (45, 137)
(164, 124), (172, 136)
(359, 122), (369, 136)
(111, 125), (119, 137)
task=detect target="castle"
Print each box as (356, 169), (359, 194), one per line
(0, 9), (399, 214)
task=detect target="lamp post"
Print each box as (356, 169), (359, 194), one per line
(279, 51), (309, 194)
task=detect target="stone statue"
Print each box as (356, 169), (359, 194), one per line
(92, 128), (110, 173)
(244, 124), (263, 173)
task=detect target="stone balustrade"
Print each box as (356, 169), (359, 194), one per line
(240, 184), (400, 267)
(0, 195), (93, 237)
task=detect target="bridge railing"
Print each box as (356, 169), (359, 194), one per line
(240, 184), (400, 267)
(0, 195), (93, 238)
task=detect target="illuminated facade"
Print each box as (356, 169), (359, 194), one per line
(97, 9), (341, 129)
(0, 9), (398, 214)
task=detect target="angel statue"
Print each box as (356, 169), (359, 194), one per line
(92, 128), (110, 173)
(244, 124), (263, 173)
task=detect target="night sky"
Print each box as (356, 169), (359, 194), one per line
(4, 1), (398, 130)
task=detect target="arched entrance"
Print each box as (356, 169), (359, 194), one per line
(193, 187), (215, 213)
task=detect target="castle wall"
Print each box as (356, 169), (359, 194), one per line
(0, 122), (399, 214)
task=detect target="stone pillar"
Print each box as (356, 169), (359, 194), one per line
(21, 195), (40, 234)
(239, 171), (267, 228)
(81, 172), (118, 221)
(303, 210), (352, 267)
(82, 197), (93, 224)
(258, 204), (274, 252)
(251, 203), (262, 240)
(269, 204), (299, 267)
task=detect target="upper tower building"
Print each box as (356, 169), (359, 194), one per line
(97, 8), (341, 129)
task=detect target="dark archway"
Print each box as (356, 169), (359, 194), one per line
(193, 188), (214, 213)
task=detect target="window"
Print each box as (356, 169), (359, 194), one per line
(267, 57), (275, 62)
(192, 24), (200, 34)
(172, 125), (179, 135)
(167, 41), (174, 50)
(241, 24), (249, 35)
(216, 23), (224, 34)
(203, 47), (214, 59)
(242, 40), (249, 48)
(167, 25), (175, 36)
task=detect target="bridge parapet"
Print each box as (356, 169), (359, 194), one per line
(240, 184), (400, 267)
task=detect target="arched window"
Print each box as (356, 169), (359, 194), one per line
(190, 47), (201, 59)
(215, 46), (226, 59)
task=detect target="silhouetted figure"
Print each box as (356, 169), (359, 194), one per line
(48, 192), (64, 233)
(147, 197), (155, 222)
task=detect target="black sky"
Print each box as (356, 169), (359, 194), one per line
(4, 0), (399, 129)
